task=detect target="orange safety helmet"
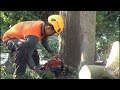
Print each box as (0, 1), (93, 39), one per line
(48, 15), (64, 34)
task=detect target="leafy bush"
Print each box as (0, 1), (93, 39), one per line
(0, 65), (14, 79)
(96, 11), (120, 59)
(37, 36), (59, 60)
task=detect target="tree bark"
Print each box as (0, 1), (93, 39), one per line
(79, 11), (96, 66)
(59, 11), (81, 70)
(59, 11), (96, 72)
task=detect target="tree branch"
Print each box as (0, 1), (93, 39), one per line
(98, 12), (120, 25)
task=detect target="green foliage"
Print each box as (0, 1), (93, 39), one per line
(0, 11), (37, 40)
(96, 11), (120, 59)
(0, 65), (56, 79)
(0, 65), (14, 79)
(37, 35), (59, 60)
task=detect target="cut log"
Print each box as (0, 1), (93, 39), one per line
(104, 69), (119, 79)
(105, 41), (120, 79)
(79, 65), (105, 79)
(79, 41), (120, 79)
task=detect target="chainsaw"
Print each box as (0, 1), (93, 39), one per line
(39, 58), (67, 78)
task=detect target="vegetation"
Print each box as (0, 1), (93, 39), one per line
(96, 11), (119, 60)
(0, 11), (119, 79)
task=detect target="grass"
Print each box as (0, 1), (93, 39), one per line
(0, 65), (56, 79)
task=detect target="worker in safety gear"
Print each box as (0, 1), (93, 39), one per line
(2, 15), (64, 79)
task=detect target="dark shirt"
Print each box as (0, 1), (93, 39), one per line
(25, 35), (54, 69)
(41, 36), (54, 54)
(26, 35), (54, 55)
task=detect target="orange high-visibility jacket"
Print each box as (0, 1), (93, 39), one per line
(2, 21), (45, 42)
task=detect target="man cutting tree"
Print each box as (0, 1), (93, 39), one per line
(2, 15), (64, 79)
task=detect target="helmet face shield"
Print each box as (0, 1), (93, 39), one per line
(48, 15), (64, 34)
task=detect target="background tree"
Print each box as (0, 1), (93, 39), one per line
(96, 11), (120, 60)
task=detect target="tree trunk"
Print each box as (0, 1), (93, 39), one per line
(59, 11), (81, 71)
(59, 11), (96, 72)
(79, 11), (96, 66)
(118, 15), (120, 31)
